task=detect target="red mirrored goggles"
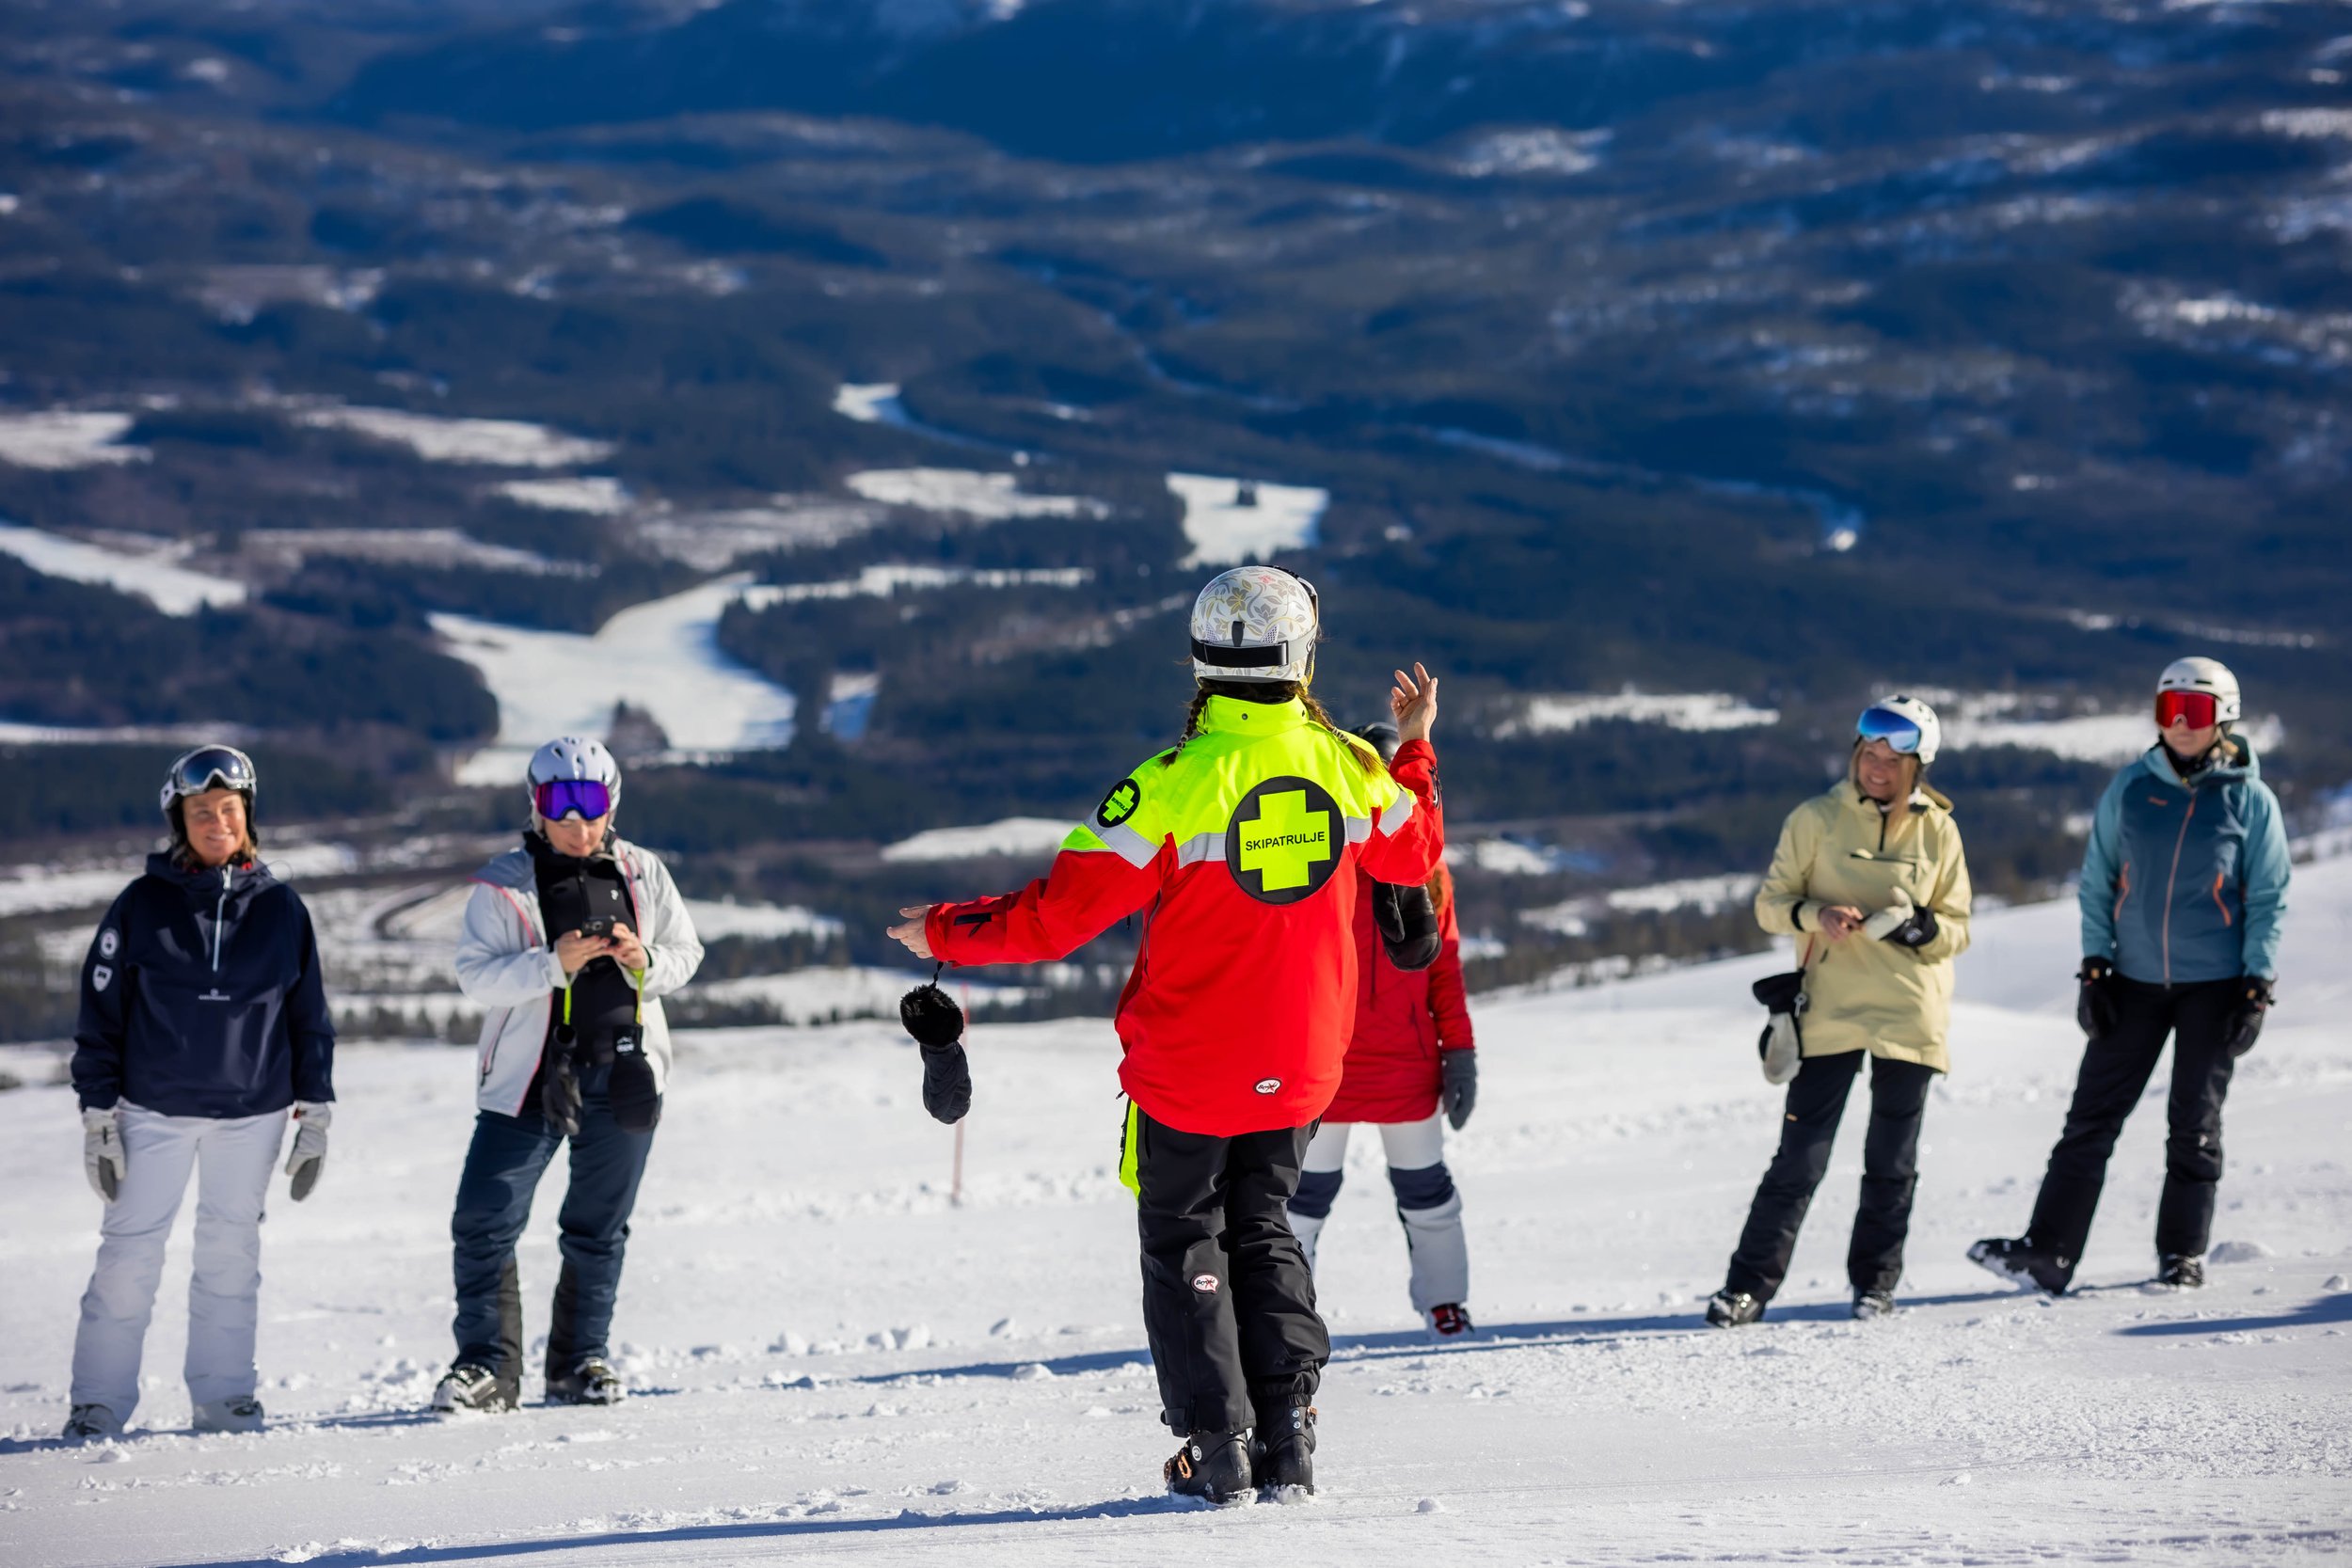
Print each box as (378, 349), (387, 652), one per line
(2155, 690), (2219, 730)
(533, 779), (612, 822)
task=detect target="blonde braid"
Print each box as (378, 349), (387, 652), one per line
(1160, 686), (1216, 768)
(1299, 690), (1380, 774)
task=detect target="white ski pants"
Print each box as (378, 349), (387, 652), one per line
(1288, 1114), (1469, 1314)
(71, 1103), (289, 1424)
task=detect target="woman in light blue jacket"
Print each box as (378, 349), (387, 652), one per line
(1972, 657), (2289, 1294)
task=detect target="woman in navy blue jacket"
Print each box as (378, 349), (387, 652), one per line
(64, 746), (336, 1442)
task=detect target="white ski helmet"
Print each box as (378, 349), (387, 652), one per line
(1188, 565), (1319, 685)
(526, 736), (622, 803)
(2157, 657), (2241, 726)
(1856, 693), (1942, 767)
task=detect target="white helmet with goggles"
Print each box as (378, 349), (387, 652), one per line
(527, 736), (621, 822)
(2156, 657), (2240, 729)
(159, 744), (258, 816)
(1855, 694), (1941, 767)
(1188, 565), (1319, 685)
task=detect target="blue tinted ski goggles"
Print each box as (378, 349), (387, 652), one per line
(1854, 705), (1924, 754)
(533, 779), (612, 822)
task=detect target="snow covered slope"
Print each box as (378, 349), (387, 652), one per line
(0, 866), (2345, 1565)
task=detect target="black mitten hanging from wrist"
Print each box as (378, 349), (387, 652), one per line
(901, 973), (971, 1125)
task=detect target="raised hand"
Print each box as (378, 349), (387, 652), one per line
(1390, 662), (1439, 745)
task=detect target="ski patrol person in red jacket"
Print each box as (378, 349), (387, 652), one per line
(888, 565), (1445, 1504)
(1284, 723), (1478, 1340)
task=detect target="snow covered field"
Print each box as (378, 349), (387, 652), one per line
(1, 865), (2345, 1566)
(432, 577), (796, 785)
(1167, 473), (1327, 566)
(0, 524), (246, 615)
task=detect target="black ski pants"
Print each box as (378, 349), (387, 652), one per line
(1130, 1107), (1327, 1436)
(1725, 1050), (1937, 1303)
(2026, 975), (2238, 1275)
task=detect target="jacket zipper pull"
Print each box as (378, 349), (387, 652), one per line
(213, 865), (231, 971)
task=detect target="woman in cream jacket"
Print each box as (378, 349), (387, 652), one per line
(1707, 695), (1972, 1327)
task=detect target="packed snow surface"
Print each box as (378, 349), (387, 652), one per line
(881, 817), (1076, 864)
(0, 411), (150, 470)
(1, 863), (2345, 1564)
(294, 406), (613, 468)
(432, 576), (794, 785)
(843, 468), (1106, 521)
(1167, 473), (1327, 567)
(1499, 689), (1780, 737)
(0, 523), (246, 614)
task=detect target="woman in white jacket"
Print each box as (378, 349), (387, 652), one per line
(431, 737), (703, 1414)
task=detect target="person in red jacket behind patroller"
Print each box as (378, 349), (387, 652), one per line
(887, 564), (1445, 1506)
(1283, 721), (1478, 1341)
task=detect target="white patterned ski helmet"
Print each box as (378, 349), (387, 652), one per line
(1188, 566), (1319, 685)
(2157, 657), (2241, 726)
(526, 736), (622, 803)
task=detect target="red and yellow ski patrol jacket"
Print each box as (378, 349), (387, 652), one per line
(926, 694), (1444, 1136)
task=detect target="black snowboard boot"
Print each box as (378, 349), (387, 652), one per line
(2156, 1253), (2205, 1290)
(1253, 1402), (1317, 1496)
(1166, 1430), (1254, 1505)
(1968, 1236), (2072, 1295)
(1851, 1290), (1897, 1322)
(1705, 1289), (1763, 1328)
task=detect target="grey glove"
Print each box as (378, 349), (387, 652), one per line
(1440, 1050), (1476, 1131)
(83, 1106), (125, 1204)
(284, 1101), (331, 1201)
(2224, 975), (2272, 1058)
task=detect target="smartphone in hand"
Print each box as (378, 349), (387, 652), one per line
(578, 915), (616, 939)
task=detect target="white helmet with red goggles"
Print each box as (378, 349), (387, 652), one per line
(2157, 657), (2241, 729)
(1189, 565), (1319, 685)
(527, 736), (621, 821)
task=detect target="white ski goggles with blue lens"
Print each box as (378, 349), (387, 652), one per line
(1854, 706), (1924, 754)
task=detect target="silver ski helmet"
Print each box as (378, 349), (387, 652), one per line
(527, 735), (622, 822)
(1188, 565), (1318, 685)
(1855, 694), (1941, 767)
(2157, 657), (2241, 728)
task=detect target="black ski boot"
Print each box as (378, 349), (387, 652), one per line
(430, 1364), (516, 1415)
(1253, 1403), (1316, 1496)
(1166, 1430), (1254, 1505)
(2156, 1253), (2205, 1290)
(1705, 1289), (1763, 1328)
(1968, 1237), (2071, 1295)
(547, 1358), (626, 1405)
(1851, 1290), (1897, 1322)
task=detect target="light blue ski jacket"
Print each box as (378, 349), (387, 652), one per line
(2078, 737), (2289, 984)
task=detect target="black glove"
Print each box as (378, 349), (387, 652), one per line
(2076, 958), (2118, 1040)
(2224, 975), (2272, 1059)
(541, 1042), (583, 1137)
(1440, 1050), (1476, 1131)
(901, 981), (972, 1124)
(1881, 907), (1938, 949)
(609, 1035), (661, 1132)
(1372, 881), (1442, 972)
